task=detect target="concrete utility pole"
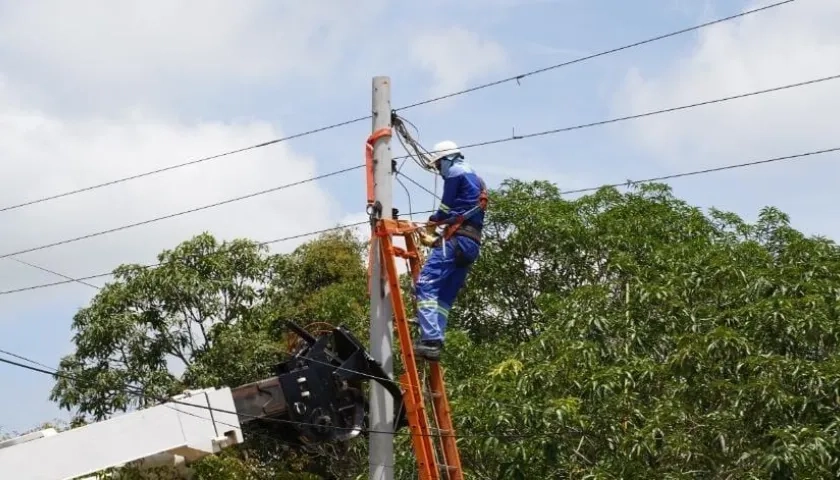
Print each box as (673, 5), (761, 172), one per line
(369, 75), (394, 480)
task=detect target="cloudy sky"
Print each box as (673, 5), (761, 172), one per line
(0, 0), (838, 433)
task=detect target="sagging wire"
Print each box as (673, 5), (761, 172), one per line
(397, 171), (441, 203)
(0, 350), (573, 440)
(391, 112), (442, 220)
(392, 112), (435, 174)
(394, 175), (414, 222)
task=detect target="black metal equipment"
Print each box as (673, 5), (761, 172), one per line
(232, 321), (407, 445)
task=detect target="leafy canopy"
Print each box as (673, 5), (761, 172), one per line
(47, 179), (840, 479)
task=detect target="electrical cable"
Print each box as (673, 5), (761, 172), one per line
(561, 146), (840, 195)
(0, 116), (372, 215)
(6, 257), (101, 290)
(0, 0), (792, 216)
(0, 211), (435, 297)
(392, 114), (435, 174)
(395, 171), (441, 202)
(0, 165), (363, 261)
(8, 72), (833, 269)
(0, 351), (568, 440)
(393, 72), (840, 162)
(2, 140), (834, 297)
(0, 221), (368, 296)
(394, 0), (796, 111)
(0, 348), (57, 371)
(394, 175), (414, 222)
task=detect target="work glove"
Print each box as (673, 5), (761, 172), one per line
(419, 222), (438, 247)
(419, 231), (438, 247)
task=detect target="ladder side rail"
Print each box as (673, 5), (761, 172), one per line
(402, 221), (463, 479)
(378, 226), (440, 480)
(429, 364), (464, 480)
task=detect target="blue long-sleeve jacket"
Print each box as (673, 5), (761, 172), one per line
(429, 160), (486, 229)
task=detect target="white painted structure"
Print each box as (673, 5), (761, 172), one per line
(0, 388), (243, 480)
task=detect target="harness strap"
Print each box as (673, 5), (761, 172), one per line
(442, 176), (488, 241)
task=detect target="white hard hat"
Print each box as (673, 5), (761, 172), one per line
(426, 140), (461, 169)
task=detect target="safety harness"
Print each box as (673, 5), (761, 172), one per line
(441, 176), (488, 243)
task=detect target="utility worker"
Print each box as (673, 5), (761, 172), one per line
(414, 140), (487, 361)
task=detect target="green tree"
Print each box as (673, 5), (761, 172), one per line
(48, 177), (840, 479)
(447, 180), (840, 478)
(50, 229), (370, 479)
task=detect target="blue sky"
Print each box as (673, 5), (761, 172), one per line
(0, 0), (838, 433)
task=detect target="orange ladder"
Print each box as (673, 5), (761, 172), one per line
(374, 218), (464, 480)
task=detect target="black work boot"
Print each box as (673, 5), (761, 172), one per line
(414, 339), (443, 362)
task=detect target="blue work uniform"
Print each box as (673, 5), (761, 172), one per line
(415, 158), (485, 343)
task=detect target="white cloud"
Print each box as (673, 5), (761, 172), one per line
(0, 77), (344, 312)
(615, 0), (840, 172)
(0, 0), (400, 433)
(410, 26), (509, 97)
(0, 0), (387, 109)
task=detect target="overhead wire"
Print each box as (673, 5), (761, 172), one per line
(0, 221), (368, 296)
(6, 257), (102, 290)
(392, 72), (840, 162)
(5, 71), (835, 289)
(387, 71), (840, 208)
(0, 116), (372, 214)
(0, 165), (363, 260)
(6, 142), (836, 299)
(560, 146), (840, 195)
(393, 0), (796, 111)
(394, 175), (414, 222)
(3, 150), (828, 440)
(395, 171), (441, 202)
(0, 0), (793, 215)
(392, 113), (439, 221)
(0, 349), (569, 440)
(399, 144), (840, 207)
(0, 211), (436, 297)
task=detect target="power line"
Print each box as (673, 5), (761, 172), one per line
(0, 220), (370, 296)
(394, 0), (796, 111)
(6, 257), (101, 290)
(3, 76), (832, 292)
(0, 0), (792, 215)
(0, 348), (56, 371)
(0, 213), (443, 297)
(394, 72), (840, 161)
(561, 146), (840, 195)
(1, 71), (833, 286)
(0, 116), (371, 214)
(0, 165), (362, 261)
(395, 171), (440, 203)
(0, 350), (566, 440)
(9, 71), (833, 268)
(400, 144), (840, 200)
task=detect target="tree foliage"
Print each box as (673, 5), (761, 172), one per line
(50, 229), (369, 478)
(450, 180), (840, 478)
(47, 179), (840, 479)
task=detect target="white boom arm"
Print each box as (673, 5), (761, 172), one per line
(0, 323), (407, 480)
(0, 387), (243, 480)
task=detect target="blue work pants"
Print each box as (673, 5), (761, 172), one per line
(416, 235), (480, 342)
